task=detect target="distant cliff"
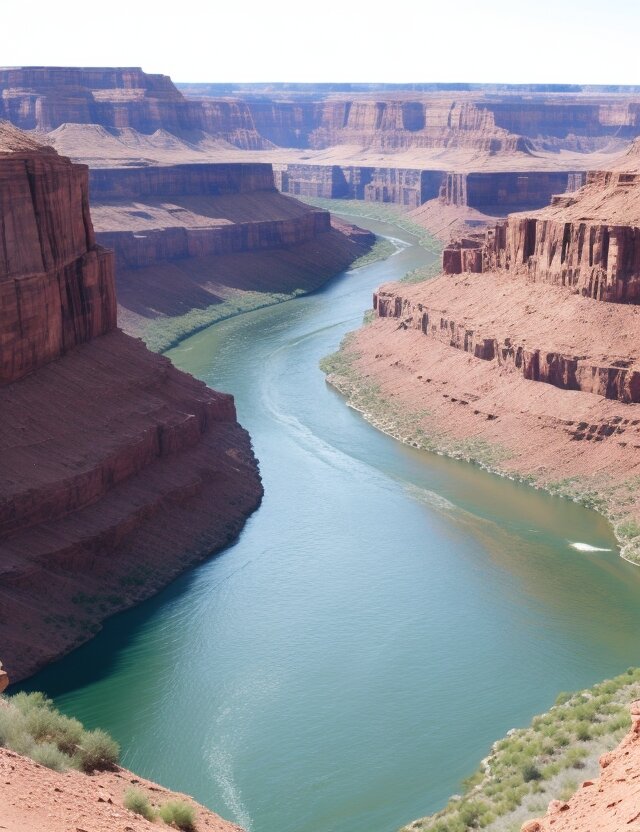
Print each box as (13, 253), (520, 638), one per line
(0, 124), (263, 681)
(4, 67), (640, 152)
(86, 161), (375, 347)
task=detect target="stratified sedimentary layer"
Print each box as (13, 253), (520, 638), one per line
(0, 331), (262, 681)
(522, 702), (640, 832)
(274, 163), (585, 211)
(335, 146), (640, 561)
(444, 164), (640, 302)
(86, 162), (374, 335)
(0, 124), (263, 682)
(374, 272), (640, 403)
(0, 124), (116, 383)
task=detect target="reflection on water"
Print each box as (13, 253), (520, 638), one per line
(25, 216), (640, 832)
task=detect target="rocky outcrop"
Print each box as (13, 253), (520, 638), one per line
(443, 169), (640, 303)
(6, 69), (640, 155)
(0, 662), (8, 693)
(275, 164), (583, 210)
(0, 66), (269, 148)
(0, 125), (263, 681)
(89, 162), (276, 199)
(0, 745), (245, 832)
(522, 701), (640, 832)
(374, 277), (640, 403)
(84, 162), (374, 336)
(89, 165), (332, 269)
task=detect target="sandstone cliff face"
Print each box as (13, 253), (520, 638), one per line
(0, 140), (116, 383)
(374, 276), (640, 403)
(443, 169), (640, 302)
(84, 162), (374, 335)
(6, 69), (640, 155)
(0, 125), (263, 681)
(275, 164), (582, 211)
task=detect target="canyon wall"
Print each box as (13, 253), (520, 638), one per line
(4, 68), (640, 153)
(0, 137), (116, 383)
(86, 162), (374, 332)
(443, 170), (640, 302)
(0, 125), (263, 681)
(275, 163), (583, 210)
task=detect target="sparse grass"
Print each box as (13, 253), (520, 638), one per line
(400, 667), (640, 832)
(320, 334), (511, 470)
(159, 799), (197, 831)
(0, 692), (119, 773)
(400, 262), (442, 284)
(349, 236), (396, 267)
(144, 290), (298, 353)
(124, 787), (157, 821)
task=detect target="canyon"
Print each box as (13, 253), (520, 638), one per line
(327, 144), (640, 565)
(0, 123), (263, 683)
(4, 64), (640, 832)
(3, 67), (637, 243)
(86, 161), (374, 346)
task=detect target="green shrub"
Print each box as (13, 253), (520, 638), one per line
(75, 728), (119, 772)
(30, 741), (71, 772)
(522, 763), (542, 782)
(159, 800), (196, 831)
(24, 707), (83, 754)
(576, 723), (592, 741)
(7, 730), (35, 757)
(124, 787), (156, 821)
(11, 691), (52, 714)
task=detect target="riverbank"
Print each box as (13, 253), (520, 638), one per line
(399, 667), (640, 832)
(118, 218), (383, 354)
(322, 319), (640, 565)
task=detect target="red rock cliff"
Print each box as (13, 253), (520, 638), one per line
(443, 168), (640, 303)
(0, 128), (115, 383)
(0, 124), (263, 681)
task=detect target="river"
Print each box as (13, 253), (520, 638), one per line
(26, 215), (640, 832)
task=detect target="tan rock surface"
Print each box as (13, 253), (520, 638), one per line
(0, 746), (243, 832)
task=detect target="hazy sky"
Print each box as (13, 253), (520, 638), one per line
(2, 0), (639, 85)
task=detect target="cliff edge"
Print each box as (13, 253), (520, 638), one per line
(0, 123), (263, 681)
(324, 150), (640, 561)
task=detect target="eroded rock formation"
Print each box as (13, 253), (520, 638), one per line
(86, 162), (374, 336)
(330, 148), (640, 561)
(0, 124), (263, 681)
(443, 168), (640, 302)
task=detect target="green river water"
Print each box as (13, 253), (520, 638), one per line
(26, 216), (640, 832)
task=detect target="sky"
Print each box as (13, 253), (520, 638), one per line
(1, 0), (639, 85)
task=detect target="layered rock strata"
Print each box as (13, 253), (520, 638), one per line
(0, 130), (115, 383)
(274, 164), (584, 211)
(87, 162), (374, 335)
(443, 168), (640, 302)
(0, 125), (263, 681)
(329, 156), (640, 559)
